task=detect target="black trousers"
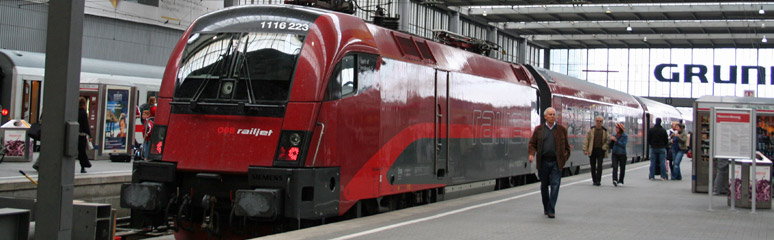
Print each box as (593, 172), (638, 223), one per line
(611, 153), (627, 184)
(589, 148), (604, 184)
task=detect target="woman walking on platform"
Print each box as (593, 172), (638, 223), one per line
(78, 97), (93, 173)
(610, 123), (628, 186)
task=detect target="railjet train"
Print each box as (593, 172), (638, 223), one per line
(119, 4), (687, 239)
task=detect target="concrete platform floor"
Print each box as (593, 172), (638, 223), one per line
(263, 160), (773, 240)
(0, 152), (131, 181)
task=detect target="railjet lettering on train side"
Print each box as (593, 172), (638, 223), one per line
(654, 64), (774, 84)
(217, 126), (273, 137)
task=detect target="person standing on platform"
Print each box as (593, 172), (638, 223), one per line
(78, 97), (93, 173)
(610, 123), (628, 186)
(141, 110), (154, 160)
(528, 107), (571, 219)
(139, 96), (157, 122)
(582, 116), (609, 186)
(648, 118), (669, 180)
(713, 158), (730, 195)
(671, 123), (689, 180)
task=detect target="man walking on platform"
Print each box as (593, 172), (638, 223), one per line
(529, 107), (571, 219)
(583, 116), (610, 186)
(648, 118), (669, 180)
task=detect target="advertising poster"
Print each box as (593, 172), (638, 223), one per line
(3, 130), (25, 156)
(102, 86), (132, 153)
(732, 164), (742, 200)
(752, 165), (771, 203)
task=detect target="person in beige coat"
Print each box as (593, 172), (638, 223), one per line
(583, 116), (610, 186)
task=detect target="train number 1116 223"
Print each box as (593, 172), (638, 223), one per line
(260, 21), (309, 31)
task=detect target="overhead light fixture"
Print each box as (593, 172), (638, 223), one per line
(763, 23), (766, 28)
(763, 35), (768, 43)
(643, 36), (648, 42)
(760, 6), (765, 15)
(626, 24), (632, 32)
(605, 6), (611, 14)
(483, 10), (487, 17)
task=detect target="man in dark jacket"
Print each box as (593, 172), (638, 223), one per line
(648, 118), (669, 180)
(528, 107), (571, 219)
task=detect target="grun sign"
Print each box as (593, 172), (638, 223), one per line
(654, 64), (773, 84)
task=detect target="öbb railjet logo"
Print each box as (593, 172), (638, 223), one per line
(217, 126), (273, 137)
(654, 64), (774, 84)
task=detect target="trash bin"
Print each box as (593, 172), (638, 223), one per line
(0, 119), (32, 162)
(728, 155), (772, 209)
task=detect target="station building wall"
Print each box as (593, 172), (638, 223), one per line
(550, 48), (774, 99)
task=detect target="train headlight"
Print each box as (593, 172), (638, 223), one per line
(289, 133), (301, 146)
(219, 79), (235, 99)
(274, 130), (312, 167)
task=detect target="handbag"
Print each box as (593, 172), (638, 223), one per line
(686, 150), (692, 158)
(87, 141), (95, 150)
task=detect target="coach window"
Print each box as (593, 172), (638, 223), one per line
(357, 54), (378, 93)
(325, 55), (354, 100)
(325, 53), (378, 100)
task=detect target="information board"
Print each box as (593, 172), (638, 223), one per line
(712, 108), (755, 159)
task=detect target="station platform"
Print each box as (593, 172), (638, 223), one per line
(0, 156), (132, 181)
(261, 160), (774, 240)
(0, 155), (132, 217)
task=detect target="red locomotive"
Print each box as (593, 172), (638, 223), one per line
(120, 4), (679, 239)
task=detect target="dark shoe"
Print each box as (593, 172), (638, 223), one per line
(594, 183), (601, 186)
(613, 180), (618, 187)
(547, 213), (555, 218)
(80, 168), (86, 173)
(544, 211), (548, 216)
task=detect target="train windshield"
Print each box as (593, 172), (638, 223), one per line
(174, 32), (303, 103)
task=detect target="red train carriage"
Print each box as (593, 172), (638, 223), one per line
(525, 66), (646, 174)
(120, 5), (539, 238)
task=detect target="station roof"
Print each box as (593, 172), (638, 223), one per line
(435, 1), (774, 48)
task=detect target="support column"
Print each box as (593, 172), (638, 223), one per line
(224, 0), (238, 8)
(398, 0), (410, 32)
(449, 10), (460, 34)
(488, 26), (498, 58)
(544, 48), (551, 69)
(517, 38), (528, 64)
(37, 0), (84, 239)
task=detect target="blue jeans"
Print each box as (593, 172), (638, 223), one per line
(671, 150), (684, 180)
(649, 147), (667, 179)
(142, 142), (150, 159)
(539, 160), (561, 214)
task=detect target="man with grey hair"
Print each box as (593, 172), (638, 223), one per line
(528, 107), (571, 218)
(583, 115), (610, 186)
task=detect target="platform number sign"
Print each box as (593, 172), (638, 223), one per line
(744, 90), (755, 97)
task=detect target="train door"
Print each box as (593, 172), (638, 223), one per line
(643, 112), (652, 160)
(21, 80), (42, 123)
(435, 70), (449, 177)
